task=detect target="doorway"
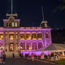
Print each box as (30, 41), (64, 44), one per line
(9, 43), (14, 51)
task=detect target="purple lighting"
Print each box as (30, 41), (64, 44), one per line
(0, 7), (52, 57)
(20, 51), (52, 56)
(20, 51), (42, 56)
(3, 19), (20, 22)
(43, 51), (52, 55)
(0, 28), (51, 32)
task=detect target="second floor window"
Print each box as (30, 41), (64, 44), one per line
(12, 22), (15, 27)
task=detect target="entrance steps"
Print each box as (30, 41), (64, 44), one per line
(5, 52), (20, 58)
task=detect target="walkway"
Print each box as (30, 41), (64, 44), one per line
(0, 58), (57, 65)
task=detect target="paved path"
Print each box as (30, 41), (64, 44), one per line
(0, 58), (57, 65)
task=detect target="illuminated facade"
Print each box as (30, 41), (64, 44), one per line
(0, 13), (52, 56)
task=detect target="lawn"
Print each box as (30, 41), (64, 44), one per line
(55, 59), (65, 65)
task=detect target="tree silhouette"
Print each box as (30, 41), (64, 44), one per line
(53, 0), (65, 13)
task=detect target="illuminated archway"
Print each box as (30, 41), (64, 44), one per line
(37, 32), (42, 40)
(26, 32), (31, 40)
(32, 32), (36, 40)
(38, 42), (43, 49)
(20, 32), (25, 40)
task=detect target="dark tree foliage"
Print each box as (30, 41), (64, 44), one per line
(51, 28), (65, 43)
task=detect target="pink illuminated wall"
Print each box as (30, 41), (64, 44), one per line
(0, 13), (52, 56)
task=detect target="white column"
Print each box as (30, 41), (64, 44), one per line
(49, 30), (52, 45)
(36, 32), (37, 40)
(36, 32), (38, 50)
(25, 32), (26, 50)
(31, 32), (32, 40)
(25, 41), (26, 50)
(31, 42), (32, 50)
(3, 32), (5, 50)
(18, 32), (20, 50)
(7, 32), (9, 52)
(14, 32), (16, 51)
(37, 42), (38, 50)
(42, 32), (44, 48)
(25, 32), (26, 40)
(31, 32), (32, 50)
(44, 31), (46, 48)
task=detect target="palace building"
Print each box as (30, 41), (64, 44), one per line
(0, 0), (52, 57)
(0, 13), (52, 56)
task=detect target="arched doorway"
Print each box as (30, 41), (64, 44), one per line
(38, 42), (43, 49)
(20, 42), (25, 50)
(9, 43), (14, 51)
(32, 42), (37, 50)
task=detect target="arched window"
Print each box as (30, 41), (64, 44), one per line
(0, 42), (3, 50)
(32, 43), (37, 50)
(9, 34), (14, 40)
(37, 32), (42, 40)
(12, 22), (15, 27)
(26, 32), (31, 40)
(46, 33), (48, 38)
(20, 42), (25, 50)
(0, 32), (3, 40)
(32, 33), (36, 40)
(16, 44), (18, 51)
(26, 43), (31, 50)
(38, 42), (43, 49)
(20, 32), (25, 40)
(15, 22), (18, 27)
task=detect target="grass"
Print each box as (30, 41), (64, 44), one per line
(55, 59), (65, 65)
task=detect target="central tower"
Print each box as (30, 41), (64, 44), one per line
(3, 0), (20, 28)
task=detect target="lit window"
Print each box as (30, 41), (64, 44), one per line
(12, 22), (14, 27)
(9, 43), (14, 51)
(9, 34), (14, 40)
(5, 34), (7, 39)
(46, 33), (48, 38)
(0, 32), (3, 40)
(26, 33), (31, 40)
(32, 43), (37, 50)
(38, 42), (43, 49)
(29, 46), (32, 50)
(37, 33), (42, 40)
(27, 43), (31, 50)
(0, 34), (3, 40)
(0, 46), (3, 50)
(32, 33), (36, 40)
(15, 22), (17, 27)
(20, 43), (25, 50)
(20, 33), (25, 40)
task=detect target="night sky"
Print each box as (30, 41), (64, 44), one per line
(0, 0), (65, 28)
